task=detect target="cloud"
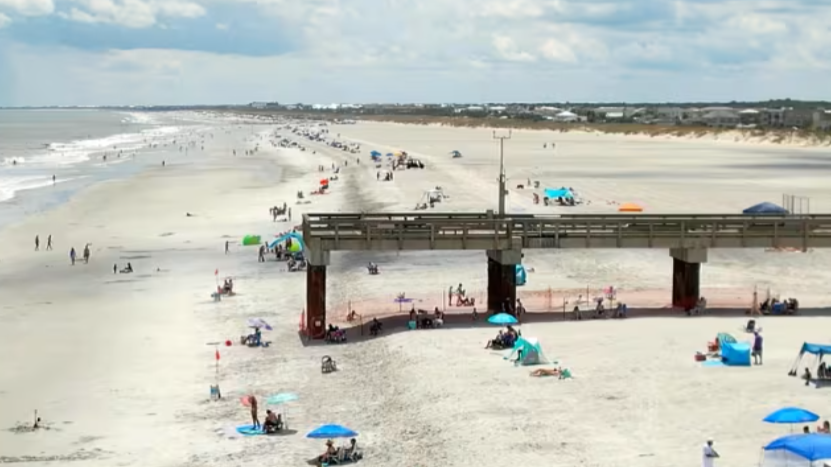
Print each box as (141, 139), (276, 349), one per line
(0, 0), (830, 105)
(0, 12), (11, 27)
(0, 0), (53, 16)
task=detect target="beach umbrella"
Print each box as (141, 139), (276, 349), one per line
(306, 424), (358, 439)
(266, 392), (298, 429)
(247, 318), (273, 331)
(393, 295), (414, 312)
(763, 434), (831, 462)
(266, 393), (298, 405)
(764, 407), (820, 424)
(488, 313), (518, 325)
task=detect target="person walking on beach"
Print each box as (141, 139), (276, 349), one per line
(69, 247), (76, 265)
(83, 244), (90, 264)
(46, 235), (52, 251)
(258, 245), (266, 263)
(249, 395), (260, 429)
(225, 241), (229, 255)
(702, 439), (719, 467)
(753, 331), (764, 365)
(35, 235), (39, 251)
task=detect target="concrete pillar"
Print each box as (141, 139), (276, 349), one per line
(305, 248), (330, 339)
(670, 248), (707, 310)
(486, 249), (522, 314)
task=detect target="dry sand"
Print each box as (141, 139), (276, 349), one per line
(0, 117), (829, 467)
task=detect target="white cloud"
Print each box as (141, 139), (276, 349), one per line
(0, 12), (10, 27)
(2, 0), (831, 104)
(65, 0), (206, 28)
(0, 0), (53, 15)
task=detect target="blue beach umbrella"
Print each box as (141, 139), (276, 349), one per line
(764, 407), (820, 424)
(488, 313), (518, 325)
(306, 424), (358, 439)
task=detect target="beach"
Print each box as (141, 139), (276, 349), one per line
(1, 115), (831, 466)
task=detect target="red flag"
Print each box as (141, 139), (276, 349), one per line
(214, 269), (219, 276)
(215, 349), (221, 361)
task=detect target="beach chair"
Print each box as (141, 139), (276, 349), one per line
(321, 356), (337, 374)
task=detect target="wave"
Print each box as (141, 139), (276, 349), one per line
(0, 175), (79, 203)
(4, 124), (186, 168)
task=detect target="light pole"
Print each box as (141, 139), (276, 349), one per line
(493, 130), (512, 217)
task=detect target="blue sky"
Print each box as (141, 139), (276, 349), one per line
(0, 0), (829, 106)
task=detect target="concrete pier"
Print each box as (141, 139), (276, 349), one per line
(670, 248), (707, 310)
(486, 249), (522, 313)
(305, 249), (330, 339)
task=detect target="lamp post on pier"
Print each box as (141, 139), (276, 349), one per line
(493, 130), (512, 217)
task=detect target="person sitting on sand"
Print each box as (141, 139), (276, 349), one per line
(818, 420), (830, 433)
(344, 438), (363, 461)
(318, 440), (338, 465)
(485, 330), (505, 349)
(530, 368), (561, 377)
(120, 262), (133, 274)
(263, 410), (282, 433)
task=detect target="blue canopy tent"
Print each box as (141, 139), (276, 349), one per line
(788, 342), (831, 381)
(516, 264), (527, 286)
(743, 202), (789, 215)
(762, 434), (831, 466)
(718, 333), (751, 366)
(544, 188), (574, 199)
(268, 232), (305, 252)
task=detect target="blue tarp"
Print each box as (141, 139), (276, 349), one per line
(544, 188), (573, 199)
(764, 407), (820, 424)
(370, 150), (381, 157)
(801, 342), (831, 355)
(743, 202), (789, 215)
(268, 232), (305, 250)
(764, 434), (831, 461)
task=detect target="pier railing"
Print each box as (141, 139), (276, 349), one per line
(302, 212), (831, 251)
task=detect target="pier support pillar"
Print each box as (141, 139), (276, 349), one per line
(305, 249), (330, 339)
(487, 249), (522, 314)
(670, 248), (707, 311)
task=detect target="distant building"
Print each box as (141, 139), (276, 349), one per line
(250, 102), (267, 109)
(813, 110), (831, 131)
(701, 108), (739, 127)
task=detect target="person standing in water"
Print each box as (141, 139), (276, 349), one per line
(69, 247), (76, 265)
(34, 235), (39, 251)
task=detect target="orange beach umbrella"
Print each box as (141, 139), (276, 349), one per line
(618, 202), (643, 212)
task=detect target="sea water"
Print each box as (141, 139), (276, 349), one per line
(0, 109), (197, 227)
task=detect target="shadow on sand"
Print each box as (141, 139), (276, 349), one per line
(297, 306), (831, 347)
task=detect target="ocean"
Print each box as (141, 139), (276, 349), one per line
(0, 109), (198, 227)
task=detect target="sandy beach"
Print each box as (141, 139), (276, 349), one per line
(2, 116), (831, 467)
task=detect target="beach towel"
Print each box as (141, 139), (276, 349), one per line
(701, 360), (725, 368)
(235, 424), (266, 436)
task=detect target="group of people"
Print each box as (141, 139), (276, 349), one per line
(408, 307), (445, 329)
(247, 395), (284, 434)
(317, 438), (362, 465)
(485, 326), (520, 350)
(448, 283), (475, 307)
(803, 420), (831, 434)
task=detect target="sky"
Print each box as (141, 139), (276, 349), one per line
(0, 0), (829, 106)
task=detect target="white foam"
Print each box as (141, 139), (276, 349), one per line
(0, 175), (78, 203)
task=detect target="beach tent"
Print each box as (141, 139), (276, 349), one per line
(505, 337), (551, 366)
(718, 333), (751, 366)
(516, 264), (527, 286)
(242, 235), (261, 246)
(762, 434), (831, 466)
(544, 187), (574, 199)
(787, 342), (831, 377)
(743, 202), (790, 215)
(450, 150), (462, 158)
(618, 202), (643, 212)
(268, 232), (305, 252)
